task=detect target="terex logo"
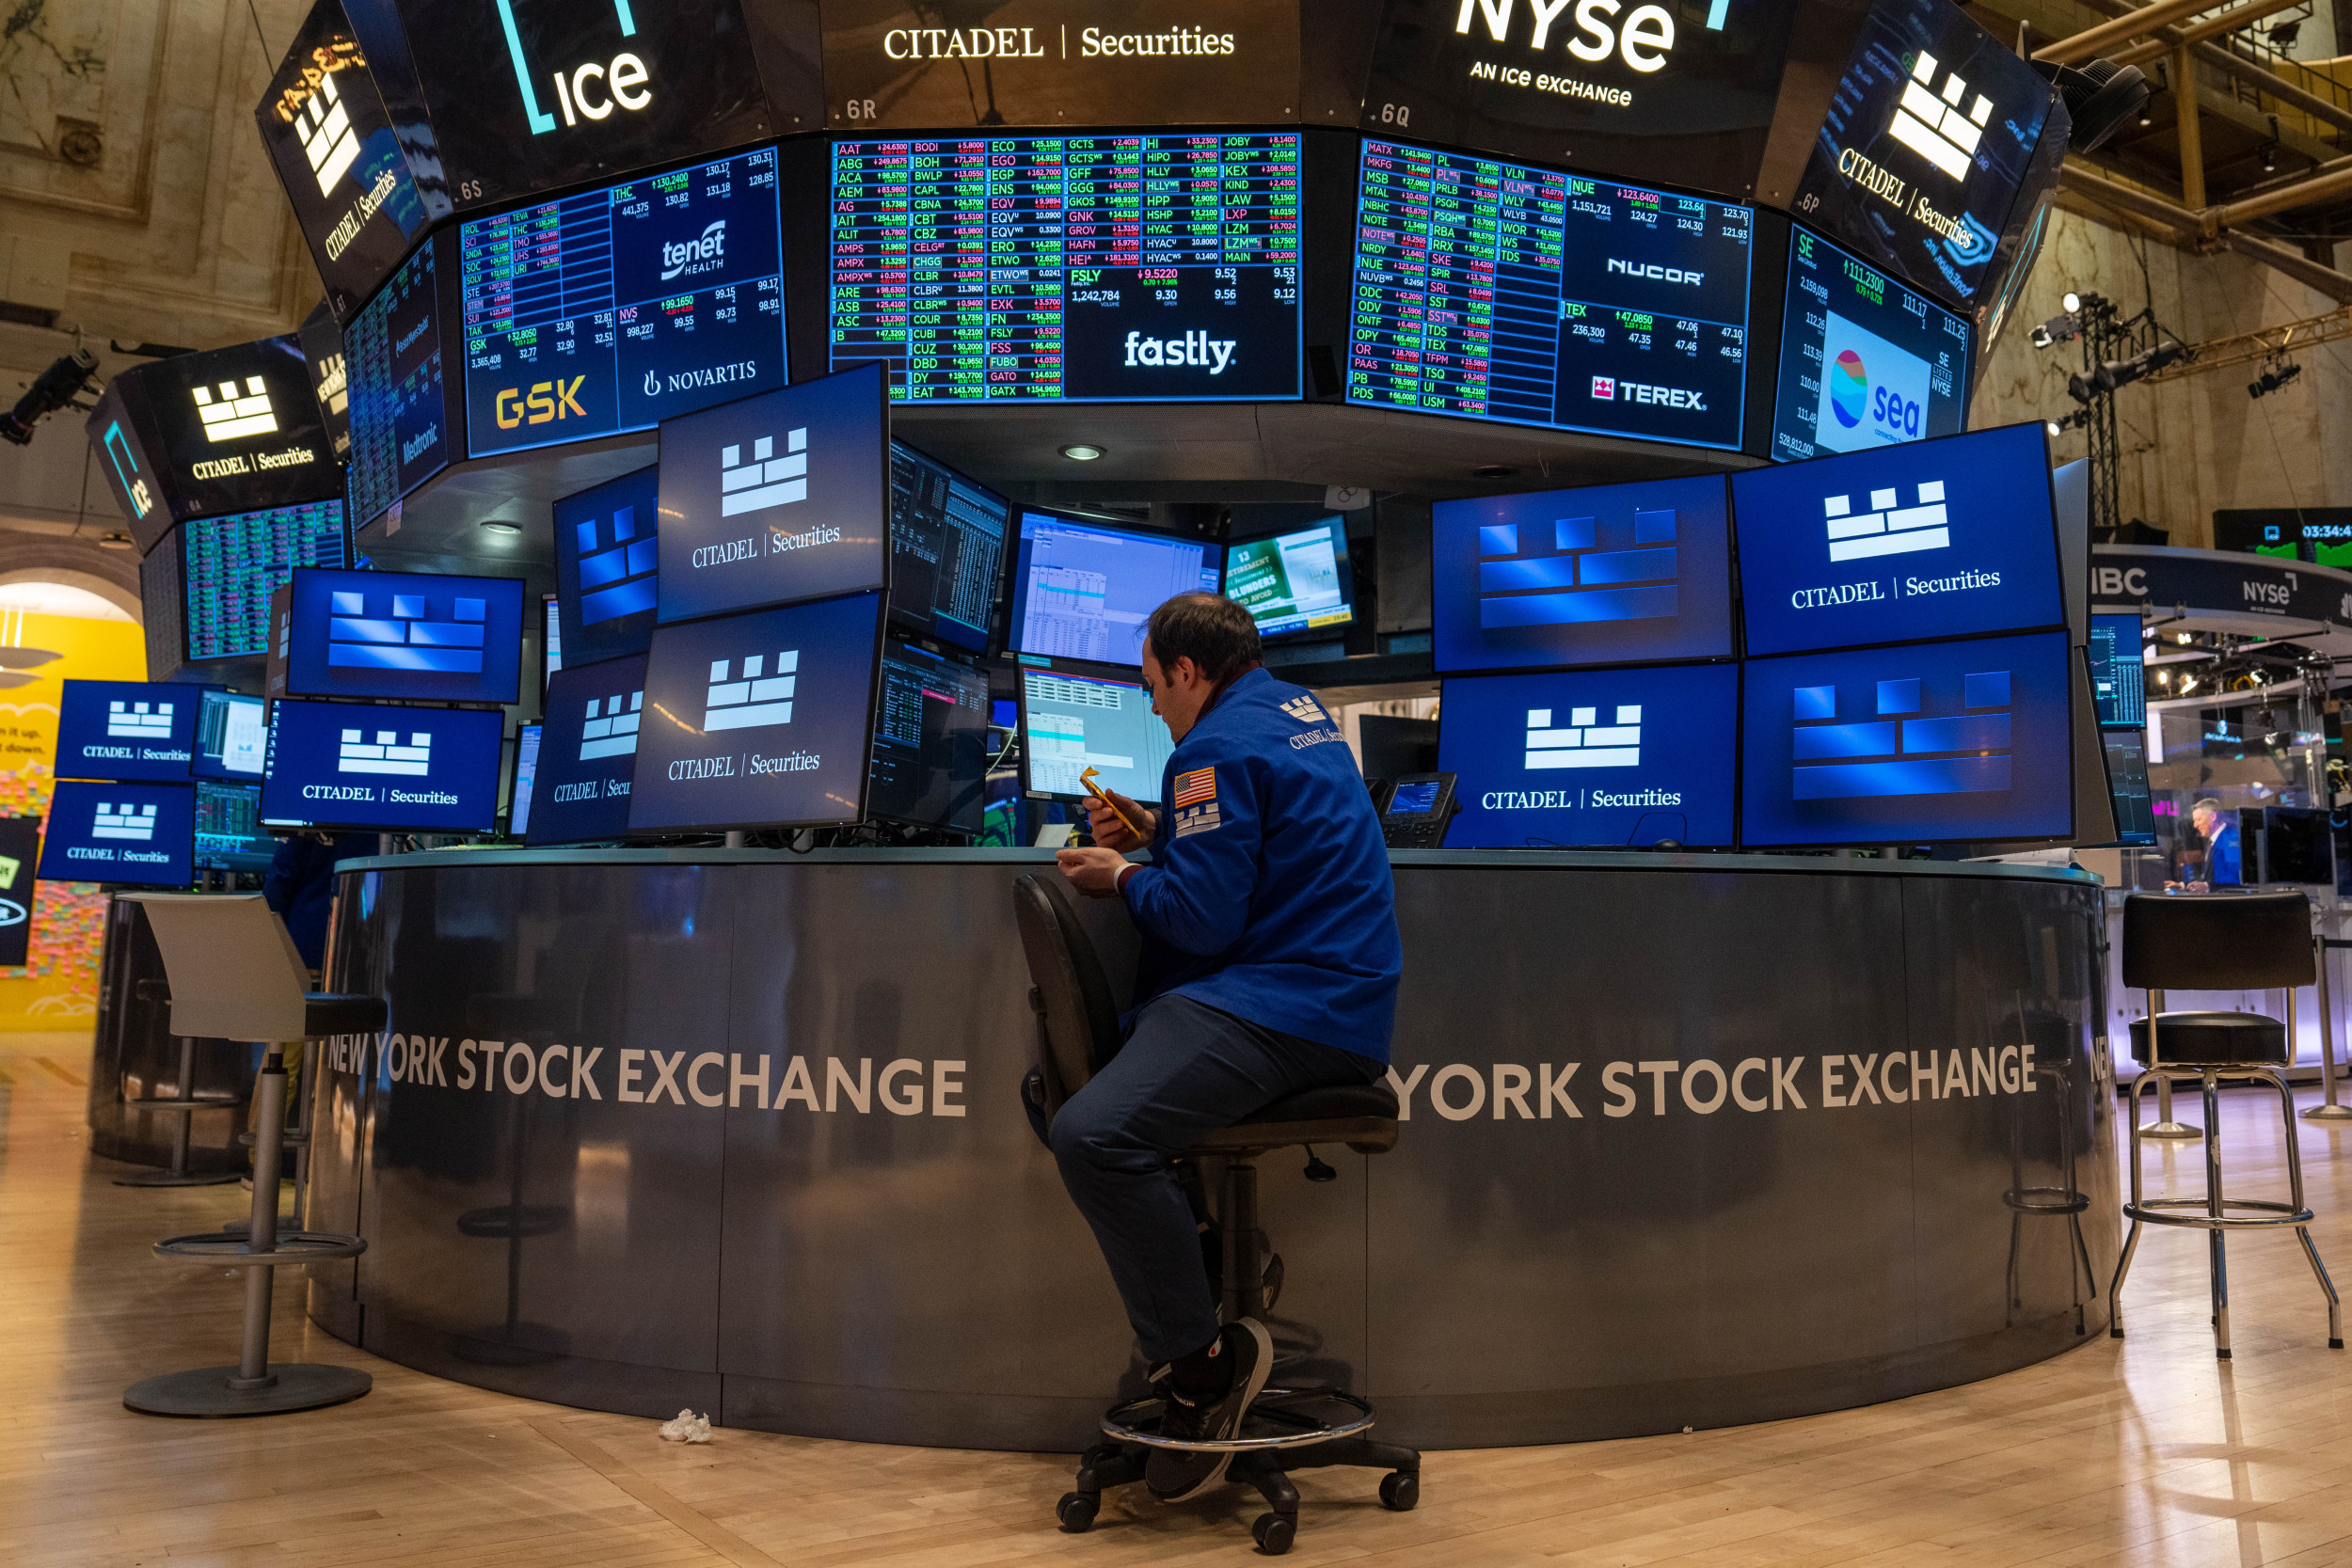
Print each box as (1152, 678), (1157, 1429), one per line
(661, 220), (724, 282)
(495, 376), (588, 429)
(1594, 379), (1705, 410)
(1453, 0), (1731, 75)
(496, 0), (653, 137)
(1606, 259), (1704, 286)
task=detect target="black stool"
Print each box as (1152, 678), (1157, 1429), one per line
(1013, 874), (1420, 1555)
(2111, 891), (2343, 1358)
(114, 977), (245, 1187)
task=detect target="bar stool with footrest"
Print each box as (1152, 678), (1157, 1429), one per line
(114, 976), (245, 1187)
(119, 893), (381, 1417)
(2111, 890), (2344, 1359)
(1012, 873), (1420, 1556)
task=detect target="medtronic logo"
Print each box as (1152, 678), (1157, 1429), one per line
(661, 220), (725, 282)
(721, 429), (808, 517)
(106, 700), (173, 740)
(496, 0), (653, 136)
(1791, 671), (2011, 800)
(193, 377), (278, 443)
(1823, 482), (1948, 562)
(704, 651), (798, 734)
(92, 801), (157, 841)
(495, 377), (587, 429)
(1886, 51), (1994, 182)
(580, 690), (644, 760)
(1526, 705), (1641, 769)
(1606, 260), (1704, 285)
(339, 729), (433, 777)
(294, 69), (359, 196)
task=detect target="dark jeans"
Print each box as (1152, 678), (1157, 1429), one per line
(1048, 993), (1385, 1365)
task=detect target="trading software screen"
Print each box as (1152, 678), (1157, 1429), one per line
(2090, 613), (2148, 729)
(889, 442), (1009, 654)
(1021, 665), (1175, 805)
(510, 722), (542, 839)
(56, 680), (197, 783)
(1226, 519), (1354, 641)
(869, 639), (991, 833)
(182, 499), (348, 662)
(2101, 729), (2157, 847)
(344, 238), (451, 527)
(260, 699), (504, 832)
(37, 780), (193, 886)
(284, 566), (527, 705)
(1348, 139), (1753, 450)
(830, 134), (1302, 403)
(1770, 227), (1971, 463)
(194, 778), (270, 869)
(192, 689), (267, 781)
(1007, 514), (1222, 666)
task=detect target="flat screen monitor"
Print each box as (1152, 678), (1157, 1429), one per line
(38, 781), (193, 887)
(194, 778), (272, 871)
(1770, 227), (1972, 463)
(2099, 730), (2157, 848)
(1438, 664), (1739, 848)
(1007, 513), (1223, 667)
(192, 689), (268, 782)
(1731, 422), (2066, 657)
(1433, 475), (1735, 673)
(829, 134), (1303, 403)
(1226, 518), (1355, 642)
(180, 499), (348, 662)
(628, 591), (888, 834)
(259, 699), (504, 833)
(2089, 613), (2148, 730)
(458, 146), (787, 459)
(527, 656), (645, 846)
(1019, 663), (1176, 807)
(509, 722), (542, 839)
(284, 566), (527, 704)
(655, 363), (890, 625)
(1348, 139), (1753, 451)
(56, 680), (198, 782)
(889, 441), (1009, 654)
(553, 464), (659, 669)
(1740, 629), (2075, 847)
(344, 235), (453, 530)
(869, 639), (991, 834)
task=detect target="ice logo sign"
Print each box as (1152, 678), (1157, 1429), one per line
(1791, 671), (2010, 799)
(1887, 51), (1994, 182)
(106, 700), (173, 739)
(576, 503), (657, 625)
(580, 690), (644, 759)
(338, 729), (433, 776)
(704, 651), (798, 733)
(1525, 705), (1641, 769)
(1823, 481), (1948, 562)
(721, 429), (808, 517)
(495, 0), (654, 137)
(1478, 509), (1677, 628)
(660, 220), (725, 282)
(92, 801), (157, 842)
(101, 421), (151, 518)
(328, 590), (488, 674)
(1815, 315), (1931, 453)
(294, 69), (360, 196)
(193, 377), (278, 443)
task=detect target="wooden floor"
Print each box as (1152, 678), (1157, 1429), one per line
(16, 1039), (2352, 1568)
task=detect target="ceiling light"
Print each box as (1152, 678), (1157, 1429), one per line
(95, 531), (133, 551)
(1059, 443), (1104, 462)
(2062, 292), (2082, 313)
(2029, 57), (2150, 154)
(2045, 420), (2064, 436)
(480, 520), (520, 536)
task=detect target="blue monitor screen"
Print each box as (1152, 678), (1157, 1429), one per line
(509, 723), (541, 839)
(1008, 514), (1223, 666)
(1731, 422), (2064, 657)
(889, 441), (1009, 654)
(1226, 519), (1354, 641)
(1740, 630), (2074, 847)
(194, 778), (270, 871)
(181, 499), (347, 661)
(628, 592), (887, 833)
(1348, 139), (1754, 451)
(284, 566), (527, 704)
(459, 146), (787, 459)
(259, 700), (505, 833)
(1438, 664), (1739, 848)
(192, 689), (267, 782)
(1434, 476), (1734, 673)
(554, 464), (659, 668)
(656, 363), (890, 625)
(1020, 664), (1176, 806)
(1770, 227), (1971, 464)
(529, 655), (645, 846)
(39, 780), (193, 886)
(344, 237), (450, 528)
(2090, 612), (2147, 729)
(1388, 780), (1443, 816)
(56, 680), (198, 782)
(829, 134), (1303, 403)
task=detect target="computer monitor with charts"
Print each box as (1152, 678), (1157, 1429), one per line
(1006, 512), (1222, 667)
(1019, 663), (1176, 806)
(869, 638), (991, 833)
(890, 442), (1010, 655)
(192, 689), (268, 782)
(509, 722), (542, 839)
(2089, 614), (2148, 730)
(194, 779), (272, 871)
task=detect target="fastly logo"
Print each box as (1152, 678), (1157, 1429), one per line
(1123, 331), (1237, 374)
(1886, 51), (1993, 182)
(106, 700), (173, 740)
(581, 690), (644, 760)
(1823, 481), (1948, 562)
(1525, 705), (1641, 769)
(495, 376), (587, 429)
(340, 728), (434, 777)
(661, 219), (724, 282)
(294, 68), (359, 196)
(193, 377), (278, 443)
(92, 801), (158, 841)
(496, 0), (654, 136)
(704, 651), (797, 734)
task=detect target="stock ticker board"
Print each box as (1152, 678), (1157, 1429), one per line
(828, 133), (1302, 402)
(1347, 139), (1753, 451)
(459, 147), (787, 457)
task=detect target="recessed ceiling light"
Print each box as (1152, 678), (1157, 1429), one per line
(480, 520), (521, 536)
(1473, 464), (1518, 480)
(95, 532), (133, 551)
(1060, 443), (1104, 462)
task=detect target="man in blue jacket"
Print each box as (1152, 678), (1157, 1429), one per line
(1055, 592), (1400, 1501)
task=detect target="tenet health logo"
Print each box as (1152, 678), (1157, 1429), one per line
(661, 219), (724, 282)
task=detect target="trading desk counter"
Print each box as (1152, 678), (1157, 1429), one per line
(304, 848), (2113, 1450)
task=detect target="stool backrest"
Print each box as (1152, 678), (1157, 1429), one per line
(121, 893), (311, 1042)
(2122, 891), (2314, 991)
(1011, 873), (1121, 1121)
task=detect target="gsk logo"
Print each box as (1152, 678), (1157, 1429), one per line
(495, 376), (588, 429)
(496, 0), (654, 136)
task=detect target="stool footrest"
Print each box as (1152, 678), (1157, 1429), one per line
(2006, 1187), (2091, 1215)
(1101, 1388), (1374, 1452)
(2125, 1196), (2315, 1230)
(152, 1231), (366, 1265)
(235, 1129), (309, 1148)
(122, 1095), (242, 1112)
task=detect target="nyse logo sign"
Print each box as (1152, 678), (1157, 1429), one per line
(1453, 0), (1718, 75)
(495, 376), (587, 430)
(497, 0), (653, 136)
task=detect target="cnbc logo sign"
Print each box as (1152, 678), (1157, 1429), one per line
(496, 0), (655, 135)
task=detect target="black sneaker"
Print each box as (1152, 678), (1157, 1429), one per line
(1145, 1319), (1272, 1502)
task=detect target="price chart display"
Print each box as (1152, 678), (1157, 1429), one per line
(1348, 139), (1754, 450)
(345, 239), (450, 529)
(182, 499), (347, 662)
(459, 147), (787, 458)
(829, 134), (1301, 403)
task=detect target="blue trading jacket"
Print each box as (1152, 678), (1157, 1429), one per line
(1120, 668), (1402, 1062)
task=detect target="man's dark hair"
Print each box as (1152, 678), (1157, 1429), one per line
(1143, 593), (1263, 683)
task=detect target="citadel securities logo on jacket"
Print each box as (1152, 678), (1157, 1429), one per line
(1120, 668), (1403, 1060)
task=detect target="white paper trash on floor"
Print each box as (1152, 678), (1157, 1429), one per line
(659, 1409), (712, 1443)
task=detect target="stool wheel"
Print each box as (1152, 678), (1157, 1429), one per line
(1055, 1492), (1098, 1533)
(1380, 1470), (1419, 1511)
(1251, 1512), (1295, 1554)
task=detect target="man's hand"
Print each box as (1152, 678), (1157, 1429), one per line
(1085, 790), (1156, 852)
(1057, 846), (1133, 897)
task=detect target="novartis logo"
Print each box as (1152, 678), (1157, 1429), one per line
(496, 0), (653, 136)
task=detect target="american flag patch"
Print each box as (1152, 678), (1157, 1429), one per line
(1172, 768), (1216, 807)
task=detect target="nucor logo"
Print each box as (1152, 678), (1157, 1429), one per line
(1453, 0), (1707, 75)
(1607, 259), (1703, 285)
(496, 0), (654, 136)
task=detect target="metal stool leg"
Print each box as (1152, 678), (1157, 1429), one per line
(2142, 990), (2201, 1139)
(2202, 1070), (2231, 1359)
(114, 1035), (241, 1188)
(2267, 1065), (2346, 1347)
(2309, 935), (2352, 1120)
(2112, 1071), (2153, 1338)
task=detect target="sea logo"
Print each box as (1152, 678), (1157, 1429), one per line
(660, 219), (725, 282)
(193, 377), (278, 443)
(338, 729), (433, 777)
(294, 68), (360, 196)
(91, 801), (158, 842)
(580, 689), (644, 760)
(106, 700), (174, 740)
(1886, 50), (1994, 182)
(1823, 481), (1948, 562)
(1815, 314), (1932, 453)
(720, 428), (809, 517)
(1790, 671), (2011, 799)
(326, 589), (489, 675)
(1525, 705), (1641, 769)
(495, 0), (654, 137)
(1477, 506), (1677, 628)
(574, 502), (657, 625)
(704, 650), (798, 733)
(1829, 350), (1868, 428)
